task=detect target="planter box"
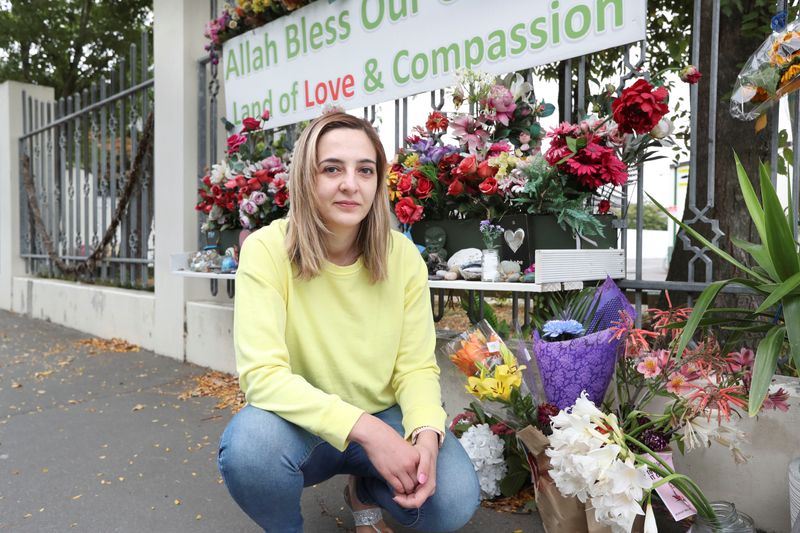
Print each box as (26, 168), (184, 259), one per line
(410, 214), (617, 267)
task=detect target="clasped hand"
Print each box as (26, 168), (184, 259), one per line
(349, 414), (439, 509)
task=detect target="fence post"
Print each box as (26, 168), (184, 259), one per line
(152, 0), (209, 360)
(0, 82), (55, 312)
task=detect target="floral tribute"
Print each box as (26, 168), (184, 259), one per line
(204, 0), (311, 64)
(195, 111), (290, 232)
(731, 16), (800, 122)
(389, 67), (683, 237)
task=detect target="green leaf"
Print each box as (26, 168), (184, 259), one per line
(730, 237), (778, 280)
(782, 296), (800, 369)
(499, 470), (529, 497)
(541, 103), (555, 117)
(759, 165), (800, 280)
(529, 123), (542, 139)
(648, 194), (770, 283)
(748, 325), (785, 416)
(675, 280), (731, 359)
(734, 153), (768, 243)
(565, 136), (578, 153)
(755, 271), (800, 313)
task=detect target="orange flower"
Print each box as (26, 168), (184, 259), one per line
(780, 64), (800, 87)
(450, 333), (490, 376)
(769, 31), (800, 66)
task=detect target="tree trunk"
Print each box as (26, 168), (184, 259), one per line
(662, 0), (772, 310)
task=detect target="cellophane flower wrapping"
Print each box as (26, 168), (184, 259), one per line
(534, 277), (634, 409)
(732, 18), (800, 120)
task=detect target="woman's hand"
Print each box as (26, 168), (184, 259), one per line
(392, 431), (439, 509)
(348, 413), (420, 497)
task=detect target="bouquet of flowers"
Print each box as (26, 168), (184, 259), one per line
(731, 16), (800, 122)
(388, 69), (553, 225)
(195, 111), (291, 232)
(534, 277), (634, 409)
(204, 0), (311, 64)
(389, 67), (685, 238)
(608, 292), (791, 466)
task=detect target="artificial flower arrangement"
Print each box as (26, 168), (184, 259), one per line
(731, 14), (800, 123)
(204, 0), (311, 64)
(195, 111), (291, 232)
(389, 67), (683, 238)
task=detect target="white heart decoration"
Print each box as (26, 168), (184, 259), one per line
(504, 228), (525, 253)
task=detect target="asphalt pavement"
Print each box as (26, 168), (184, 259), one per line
(0, 309), (541, 532)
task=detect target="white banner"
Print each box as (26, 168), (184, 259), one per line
(222, 0), (646, 129)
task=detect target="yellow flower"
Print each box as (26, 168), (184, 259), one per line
(770, 31), (800, 66)
(404, 153), (420, 168)
(465, 364), (525, 402)
(781, 64), (800, 87)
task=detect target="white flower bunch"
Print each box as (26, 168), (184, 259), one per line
(458, 423), (507, 499)
(209, 159), (232, 185)
(546, 392), (653, 533)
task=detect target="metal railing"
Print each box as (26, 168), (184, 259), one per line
(19, 33), (155, 290)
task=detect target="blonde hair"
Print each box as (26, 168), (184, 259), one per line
(286, 112), (391, 283)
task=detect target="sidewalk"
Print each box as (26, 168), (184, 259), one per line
(0, 309), (541, 532)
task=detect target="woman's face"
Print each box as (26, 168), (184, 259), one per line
(314, 127), (378, 236)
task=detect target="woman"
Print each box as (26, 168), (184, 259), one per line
(218, 111), (480, 533)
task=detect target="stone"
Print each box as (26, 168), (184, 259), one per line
(505, 273), (521, 282)
(443, 271), (458, 281)
(521, 272), (537, 283)
(435, 270), (449, 278)
(461, 266), (483, 281)
(498, 260), (522, 282)
(447, 248), (482, 271)
(428, 274), (444, 280)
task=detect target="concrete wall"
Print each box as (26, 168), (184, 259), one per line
(11, 278), (156, 351)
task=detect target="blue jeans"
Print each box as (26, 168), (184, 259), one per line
(218, 404), (480, 532)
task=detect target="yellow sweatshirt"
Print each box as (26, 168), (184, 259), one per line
(233, 219), (446, 451)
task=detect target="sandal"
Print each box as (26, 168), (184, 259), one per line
(343, 481), (393, 533)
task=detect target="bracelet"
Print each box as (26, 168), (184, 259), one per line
(410, 426), (445, 448)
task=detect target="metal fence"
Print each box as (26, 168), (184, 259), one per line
(18, 34), (155, 289)
(196, 0), (800, 311)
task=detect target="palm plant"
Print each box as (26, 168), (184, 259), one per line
(651, 153), (800, 415)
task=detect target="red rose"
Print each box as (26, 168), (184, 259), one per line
(394, 197), (423, 225)
(457, 154), (477, 176)
(598, 199), (611, 214)
(414, 176), (434, 199)
(396, 174), (413, 194)
(226, 201), (235, 210)
(247, 177), (260, 189)
(447, 179), (464, 196)
(202, 175), (211, 186)
(478, 177), (498, 195)
(272, 178), (286, 190)
(242, 117), (260, 131)
(612, 79), (669, 134)
(477, 160), (497, 179)
(226, 133), (247, 154)
(210, 185), (222, 197)
(253, 169), (271, 183)
(679, 65), (702, 85)
(203, 204), (213, 214)
(274, 189), (289, 207)
(261, 109), (271, 121)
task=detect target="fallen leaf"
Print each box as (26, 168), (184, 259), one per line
(34, 370), (53, 379)
(195, 514), (202, 520)
(72, 494), (82, 500)
(174, 499), (181, 506)
(11, 382), (21, 388)
(132, 404), (145, 412)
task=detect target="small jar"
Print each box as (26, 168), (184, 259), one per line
(481, 248), (500, 282)
(689, 502), (755, 533)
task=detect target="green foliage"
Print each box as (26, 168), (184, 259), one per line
(651, 152), (800, 414)
(625, 202), (669, 231)
(0, 0), (152, 98)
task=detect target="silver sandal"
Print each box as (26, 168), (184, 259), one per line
(343, 484), (387, 532)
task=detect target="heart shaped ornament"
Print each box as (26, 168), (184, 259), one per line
(504, 228), (525, 253)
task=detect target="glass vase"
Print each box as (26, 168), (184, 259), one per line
(481, 248), (500, 282)
(689, 502), (755, 533)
